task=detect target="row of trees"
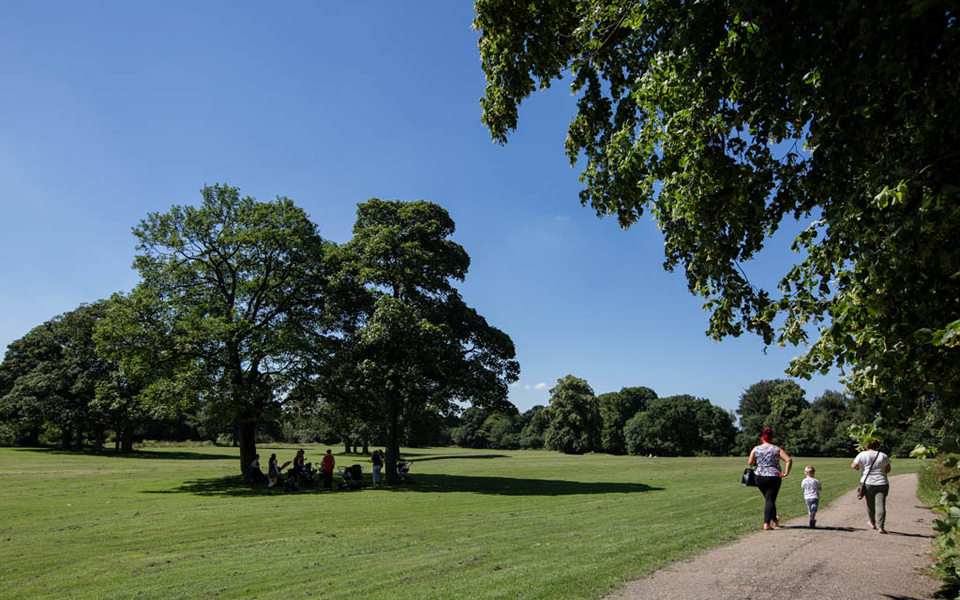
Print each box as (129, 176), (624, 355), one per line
(734, 379), (939, 458)
(451, 376), (938, 458)
(2, 310), (933, 460)
(0, 186), (520, 481)
(452, 376), (737, 456)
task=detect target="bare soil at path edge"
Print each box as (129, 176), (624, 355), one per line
(603, 473), (939, 600)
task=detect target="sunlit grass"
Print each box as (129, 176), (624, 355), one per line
(0, 446), (919, 600)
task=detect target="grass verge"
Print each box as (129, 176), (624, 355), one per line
(0, 446), (920, 600)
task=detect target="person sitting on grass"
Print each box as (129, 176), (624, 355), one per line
(801, 465), (822, 528)
(249, 454), (265, 489)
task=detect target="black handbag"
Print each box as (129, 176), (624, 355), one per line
(741, 467), (757, 487)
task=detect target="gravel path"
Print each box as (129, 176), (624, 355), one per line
(603, 473), (939, 600)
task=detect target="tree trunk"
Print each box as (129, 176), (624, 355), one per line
(121, 426), (134, 453)
(342, 435), (352, 455)
(238, 419), (257, 478)
(23, 425), (40, 447)
(94, 426), (105, 453)
(362, 440), (369, 455)
(74, 422), (84, 451)
(385, 399), (400, 483)
(61, 426), (72, 450)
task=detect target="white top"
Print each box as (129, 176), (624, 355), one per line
(801, 476), (821, 500)
(854, 450), (889, 485)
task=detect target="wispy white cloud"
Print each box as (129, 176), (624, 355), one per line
(554, 215), (570, 223)
(534, 382), (548, 390)
(524, 384), (532, 390)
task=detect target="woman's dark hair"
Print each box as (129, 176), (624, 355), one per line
(866, 439), (880, 450)
(761, 428), (774, 443)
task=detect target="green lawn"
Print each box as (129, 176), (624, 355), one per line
(0, 446), (920, 600)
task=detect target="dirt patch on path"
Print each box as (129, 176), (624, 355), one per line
(604, 473), (939, 600)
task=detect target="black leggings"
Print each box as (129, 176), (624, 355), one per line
(756, 475), (782, 524)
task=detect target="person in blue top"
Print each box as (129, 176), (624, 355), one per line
(748, 427), (793, 530)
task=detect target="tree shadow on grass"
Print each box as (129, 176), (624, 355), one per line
(143, 473), (663, 498)
(13, 447), (230, 461)
(402, 453), (510, 462)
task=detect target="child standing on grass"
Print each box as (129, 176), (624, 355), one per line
(801, 465), (822, 528)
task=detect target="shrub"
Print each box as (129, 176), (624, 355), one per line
(913, 443), (960, 598)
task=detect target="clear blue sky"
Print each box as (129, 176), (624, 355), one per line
(0, 1), (843, 415)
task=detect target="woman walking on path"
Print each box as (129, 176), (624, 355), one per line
(852, 439), (892, 533)
(748, 427), (792, 530)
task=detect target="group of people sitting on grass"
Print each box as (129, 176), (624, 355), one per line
(248, 448), (390, 491)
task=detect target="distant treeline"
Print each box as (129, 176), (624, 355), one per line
(450, 376), (939, 458)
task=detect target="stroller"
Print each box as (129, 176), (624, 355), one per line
(397, 460), (412, 481)
(298, 463), (317, 489)
(284, 463), (316, 492)
(338, 464), (365, 490)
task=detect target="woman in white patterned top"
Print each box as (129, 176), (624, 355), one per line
(748, 427), (793, 530)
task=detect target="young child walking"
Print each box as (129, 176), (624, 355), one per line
(801, 465), (822, 528)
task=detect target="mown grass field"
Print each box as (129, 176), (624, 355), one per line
(0, 446), (920, 600)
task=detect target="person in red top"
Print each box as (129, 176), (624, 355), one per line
(321, 449), (335, 490)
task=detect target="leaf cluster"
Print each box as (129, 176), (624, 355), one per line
(475, 0), (960, 427)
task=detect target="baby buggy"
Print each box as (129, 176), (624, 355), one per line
(397, 460), (412, 481)
(297, 463), (317, 489)
(338, 464), (365, 490)
(284, 463), (316, 492)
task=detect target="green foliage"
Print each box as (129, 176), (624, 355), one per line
(96, 184), (336, 474)
(848, 421), (884, 453)
(912, 441), (960, 597)
(598, 386), (657, 455)
(518, 405), (548, 449)
(0, 301), (116, 449)
(452, 406), (491, 449)
(544, 375), (601, 454)
(339, 199), (519, 479)
(624, 394), (732, 457)
(475, 0), (960, 439)
(734, 380), (797, 454)
(482, 413), (520, 450)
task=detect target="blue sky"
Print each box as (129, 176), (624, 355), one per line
(0, 2), (843, 415)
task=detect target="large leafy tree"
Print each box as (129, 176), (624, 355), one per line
(734, 379), (808, 454)
(518, 405), (548, 449)
(598, 386), (657, 454)
(734, 379), (787, 454)
(475, 0), (960, 431)
(544, 375), (601, 454)
(0, 301), (114, 449)
(343, 199), (519, 481)
(453, 406), (491, 449)
(98, 184), (336, 475)
(624, 394), (732, 456)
